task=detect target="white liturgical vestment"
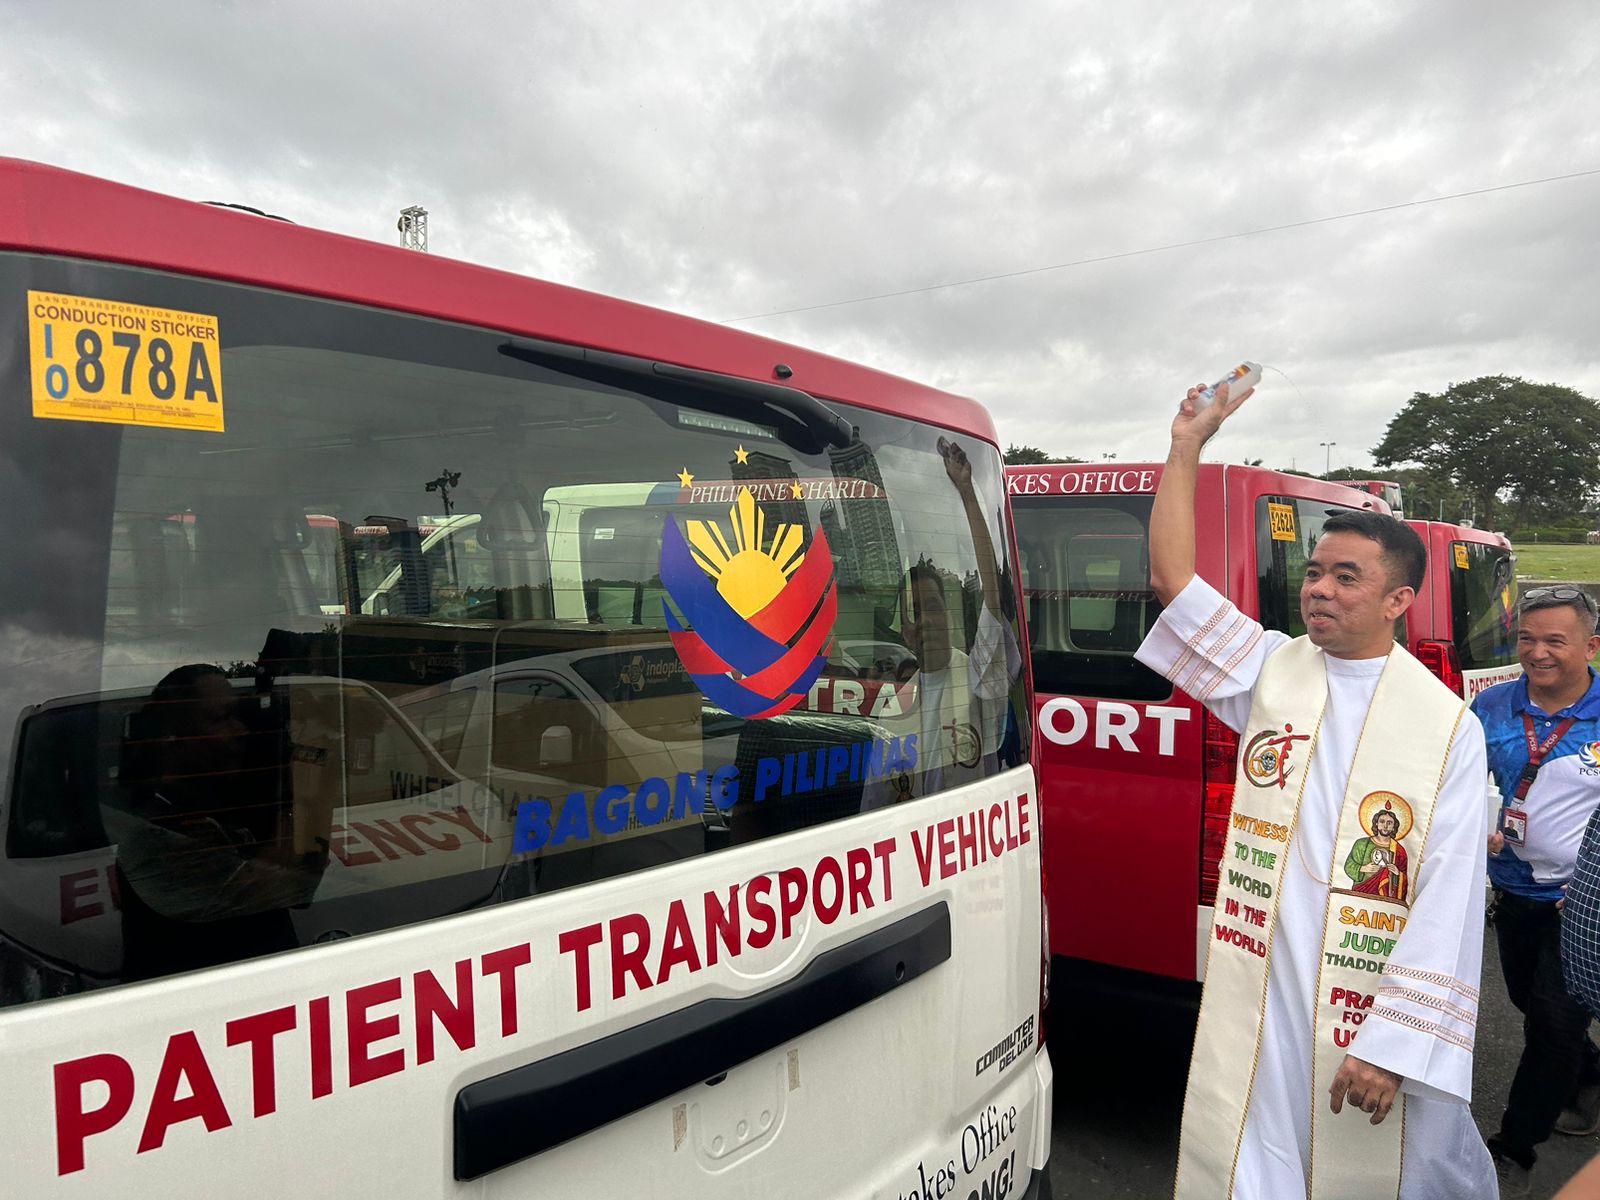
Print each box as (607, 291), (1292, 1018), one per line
(1136, 577), (1495, 1200)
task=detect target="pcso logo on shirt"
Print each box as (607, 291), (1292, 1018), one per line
(660, 486), (838, 719)
(1578, 741), (1600, 776)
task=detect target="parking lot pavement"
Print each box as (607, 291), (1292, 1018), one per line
(1047, 923), (1598, 1198)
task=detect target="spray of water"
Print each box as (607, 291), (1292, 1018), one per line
(1260, 363), (1309, 406)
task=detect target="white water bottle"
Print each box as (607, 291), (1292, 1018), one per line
(1486, 771), (1502, 836)
(1194, 361), (1262, 408)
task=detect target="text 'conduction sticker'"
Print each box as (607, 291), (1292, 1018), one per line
(660, 487), (837, 719)
(28, 290), (224, 432)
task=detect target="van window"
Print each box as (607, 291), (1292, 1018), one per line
(1450, 541), (1518, 671)
(1012, 495), (1171, 700)
(1256, 497), (1407, 644)
(0, 252), (1029, 1006)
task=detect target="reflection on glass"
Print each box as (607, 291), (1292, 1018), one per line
(0, 255), (1030, 1008)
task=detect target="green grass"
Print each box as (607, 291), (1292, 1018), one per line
(1510, 542), (1600, 583)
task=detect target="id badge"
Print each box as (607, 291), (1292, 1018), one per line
(1502, 808), (1529, 846)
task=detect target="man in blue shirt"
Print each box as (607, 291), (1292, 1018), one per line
(1475, 585), (1600, 1196)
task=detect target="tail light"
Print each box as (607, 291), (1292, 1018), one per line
(1200, 712), (1240, 906)
(1415, 639), (1464, 697)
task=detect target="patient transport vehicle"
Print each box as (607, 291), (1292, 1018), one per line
(0, 159), (1051, 1198)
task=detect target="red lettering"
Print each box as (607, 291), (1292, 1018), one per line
(987, 804), (1005, 856)
(59, 869), (104, 926)
(936, 818), (957, 880)
(558, 924), (604, 1012)
(956, 812), (978, 871)
(225, 1006), (296, 1117)
(400, 813), (460, 851)
(1004, 803), (1020, 851)
(746, 875), (776, 948)
(845, 847), (875, 914)
(703, 885), (741, 966)
(813, 856), (845, 924)
(1334, 1027), (1354, 1047)
(347, 978), (405, 1087)
(348, 820), (425, 861)
(911, 827), (937, 887)
(872, 837), (896, 901)
(656, 899), (704, 985)
(432, 805), (493, 845)
(609, 913), (653, 1000)
(309, 996), (333, 1098)
(328, 825), (380, 868)
(778, 866), (808, 940)
(415, 959), (476, 1064)
(1017, 792), (1032, 845)
(137, 1032), (232, 1154)
(480, 944), (532, 1036)
(54, 1054), (134, 1175)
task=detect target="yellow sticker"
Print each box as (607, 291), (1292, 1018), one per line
(1453, 544), (1470, 570)
(1268, 502), (1298, 542)
(28, 291), (224, 432)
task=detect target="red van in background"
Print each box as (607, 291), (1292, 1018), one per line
(1007, 463), (1402, 985)
(1344, 478), (1406, 517)
(1405, 521), (1520, 698)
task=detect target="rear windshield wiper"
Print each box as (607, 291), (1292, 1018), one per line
(499, 336), (855, 454)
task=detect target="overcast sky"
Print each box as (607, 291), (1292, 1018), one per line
(5, 1), (1598, 472)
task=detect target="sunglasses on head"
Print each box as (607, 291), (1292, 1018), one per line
(1521, 585), (1598, 615)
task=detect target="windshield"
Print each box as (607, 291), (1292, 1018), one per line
(0, 253), (1029, 1005)
(1450, 540), (1518, 671)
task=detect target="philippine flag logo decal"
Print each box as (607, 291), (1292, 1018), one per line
(659, 486), (837, 719)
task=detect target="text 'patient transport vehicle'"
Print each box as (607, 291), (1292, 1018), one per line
(0, 159), (1052, 1198)
(1006, 460), (1516, 988)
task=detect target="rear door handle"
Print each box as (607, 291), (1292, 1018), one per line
(454, 902), (952, 1180)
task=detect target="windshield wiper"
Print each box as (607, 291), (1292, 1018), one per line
(499, 336), (855, 453)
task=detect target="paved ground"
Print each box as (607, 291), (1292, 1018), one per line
(1047, 922), (1596, 1198)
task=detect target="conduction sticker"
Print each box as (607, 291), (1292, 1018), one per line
(28, 291), (224, 432)
(1268, 502), (1298, 542)
(1453, 544), (1470, 570)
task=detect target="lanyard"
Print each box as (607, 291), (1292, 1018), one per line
(1514, 712), (1578, 801)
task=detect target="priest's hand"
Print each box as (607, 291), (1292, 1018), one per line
(1171, 380), (1253, 448)
(1329, 1055), (1402, 1125)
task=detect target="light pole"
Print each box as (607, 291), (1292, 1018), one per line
(1319, 441), (1336, 478)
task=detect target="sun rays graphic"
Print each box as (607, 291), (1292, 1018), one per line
(685, 488), (806, 617)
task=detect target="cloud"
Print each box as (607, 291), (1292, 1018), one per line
(4, 0), (1598, 474)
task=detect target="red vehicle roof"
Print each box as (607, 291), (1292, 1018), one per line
(0, 158), (995, 443)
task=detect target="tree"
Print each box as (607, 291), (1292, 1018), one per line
(1003, 444), (1084, 465)
(1372, 376), (1600, 530)
(1382, 467), (1469, 524)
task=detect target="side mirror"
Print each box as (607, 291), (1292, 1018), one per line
(540, 725), (573, 768)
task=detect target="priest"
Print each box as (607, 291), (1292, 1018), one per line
(1137, 379), (1495, 1199)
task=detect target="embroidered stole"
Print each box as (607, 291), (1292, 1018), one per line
(1175, 638), (1465, 1200)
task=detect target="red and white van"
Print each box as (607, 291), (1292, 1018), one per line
(1008, 464), (1521, 986)
(1008, 462), (1432, 985)
(1, 160), (1051, 1198)
(1404, 521), (1520, 698)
